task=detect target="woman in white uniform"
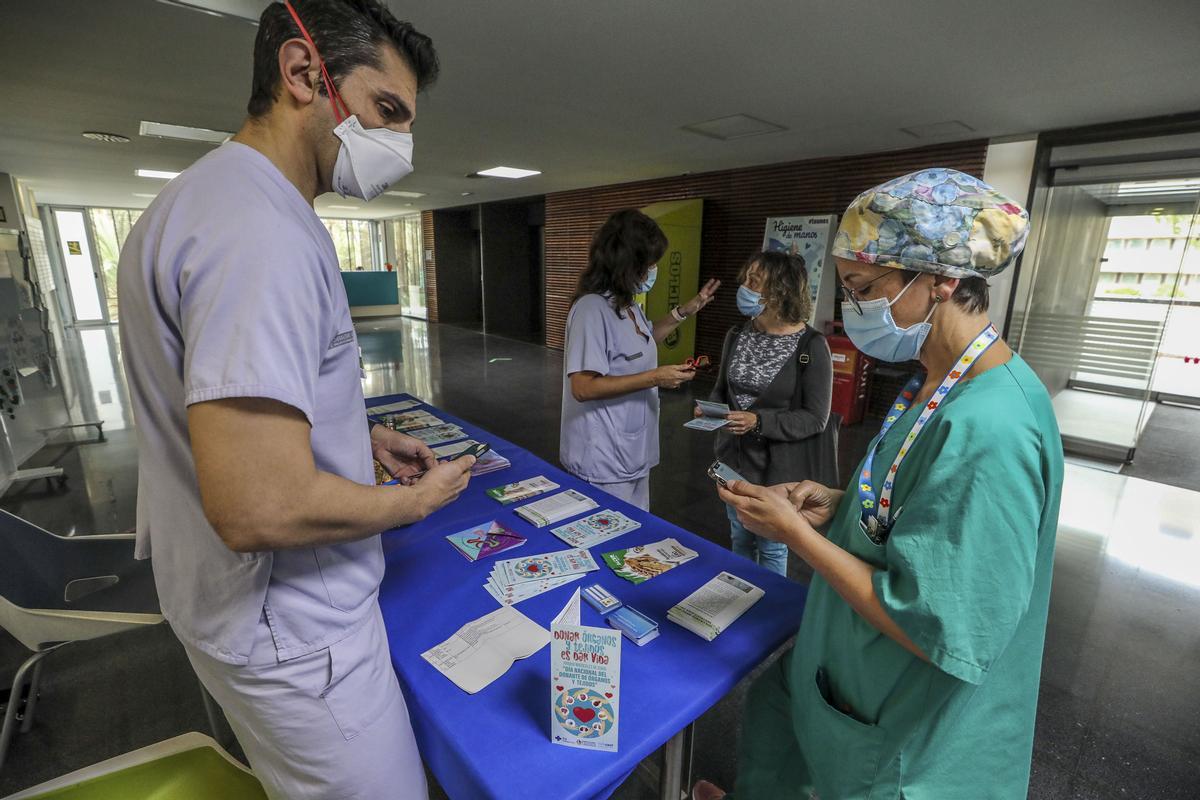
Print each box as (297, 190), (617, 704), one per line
(560, 209), (719, 510)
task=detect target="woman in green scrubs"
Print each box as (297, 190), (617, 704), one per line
(695, 169), (1064, 800)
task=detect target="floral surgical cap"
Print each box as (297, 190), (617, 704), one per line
(831, 168), (1029, 279)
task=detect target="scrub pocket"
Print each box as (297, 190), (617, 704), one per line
(795, 667), (888, 798)
(319, 615), (393, 741)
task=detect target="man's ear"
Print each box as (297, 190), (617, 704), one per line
(278, 38), (320, 107)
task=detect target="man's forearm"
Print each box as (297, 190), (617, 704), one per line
(213, 470), (428, 552)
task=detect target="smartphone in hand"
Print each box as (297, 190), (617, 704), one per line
(707, 460), (747, 489)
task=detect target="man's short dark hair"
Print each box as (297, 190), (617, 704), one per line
(247, 0), (439, 117)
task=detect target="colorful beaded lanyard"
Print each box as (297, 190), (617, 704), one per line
(857, 324), (1000, 545)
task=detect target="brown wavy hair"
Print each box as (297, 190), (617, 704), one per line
(574, 209), (668, 312)
(739, 250), (812, 324)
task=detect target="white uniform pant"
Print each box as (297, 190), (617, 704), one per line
(181, 604), (427, 800)
(589, 475), (650, 511)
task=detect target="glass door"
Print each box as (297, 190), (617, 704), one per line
(387, 215), (426, 318)
(1012, 176), (1200, 461)
(51, 207), (108, 325)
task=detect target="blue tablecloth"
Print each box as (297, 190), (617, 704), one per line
(369, 393), (808, 800)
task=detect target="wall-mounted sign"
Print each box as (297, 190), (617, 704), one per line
(67, 241), (82, 256)
(762, 215), (837, 331)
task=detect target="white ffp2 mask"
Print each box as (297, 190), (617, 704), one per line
(332, 116), (414, 202)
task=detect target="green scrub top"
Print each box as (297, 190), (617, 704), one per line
(742, 353), (1064, 800)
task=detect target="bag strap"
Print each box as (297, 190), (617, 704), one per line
(795, 327), (818, 374)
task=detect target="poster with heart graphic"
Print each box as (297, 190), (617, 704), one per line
(550, 589), (621, 752)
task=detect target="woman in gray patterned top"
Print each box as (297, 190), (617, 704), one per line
(701, 251), (833, 575)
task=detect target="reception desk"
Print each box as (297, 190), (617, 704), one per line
(340, 271), (402, 318)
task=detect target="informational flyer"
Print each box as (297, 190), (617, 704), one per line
(762, 215), (836, 327)
(550, 589), (621, 752)
(551, 510), (642, 549)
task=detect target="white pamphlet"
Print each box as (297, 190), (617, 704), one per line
(516, 490), (599, 528)
(668, 572), (764, 641)
(421, 606), (550, 694)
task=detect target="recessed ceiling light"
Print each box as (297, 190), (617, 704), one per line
(461, 192), (473, 197)
(136, 168), (181, 180)
(474, 166), (541, 179)
(82, 131), (130, 143)
(153, 0), (263, 24)
(899, 120), (975, 139)
(385, 190), (426, 198)
(132, 193), (159, 199)
(140, 120), (232, 144)
(681, 114), (786, 141)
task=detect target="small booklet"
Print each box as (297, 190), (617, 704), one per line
(551, 589), (621, 752)
(421, 606), (550, 694)
(487, 476), (559, 505)
(684, 400), (732, 431)
(668, 572), (764, 641)
(516, 490), (599, 528)
(408, 424), (468, 445)
(602, 538), (699, 584)
(551, 510), (642, 549)
(367, 399), (421, 415)
(446, 520), (526, 562)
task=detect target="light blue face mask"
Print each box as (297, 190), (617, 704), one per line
(736, 285), (765, 318)
(841, 275), (936, 362)
(636, 266), (658, 294)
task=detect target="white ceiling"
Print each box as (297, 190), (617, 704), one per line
(2, 0), (1200, 219)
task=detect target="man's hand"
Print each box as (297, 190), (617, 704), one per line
(371, 425), (437, 485)
(413, 457), (475, 517)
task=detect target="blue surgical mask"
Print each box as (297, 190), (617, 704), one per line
(841, 276), (936, 362)
(636, 266), (658, 294)
(737, 285), (765, 318)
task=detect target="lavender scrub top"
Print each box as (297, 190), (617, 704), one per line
(118, 142), (381, 666)
(560, 293), (660, 484)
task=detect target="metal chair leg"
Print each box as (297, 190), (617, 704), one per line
(0, 650), (53, 776)
(198, 680), (224, 744)
(20, 660), (46, 734)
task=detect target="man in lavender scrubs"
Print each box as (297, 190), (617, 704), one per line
(117, 2), (469, 797)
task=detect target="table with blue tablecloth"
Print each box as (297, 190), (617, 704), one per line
(369, 393), (808, 800)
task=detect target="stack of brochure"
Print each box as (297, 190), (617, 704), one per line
(485, 547), (600, 606)
(668, 572), (764, 641)
(432, 440), (511, 476)
(487, 476), (559, 505)
(383, 410), (444, 431)
(602, 538), (699, 584)
(407, 424), (468, 446)
(515, 490), (598, 528)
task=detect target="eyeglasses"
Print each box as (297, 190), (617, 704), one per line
(840, 272), (918, 316)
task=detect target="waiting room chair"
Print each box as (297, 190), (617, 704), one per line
(3, 731), (266, 799)
(0, 510), (163, 775)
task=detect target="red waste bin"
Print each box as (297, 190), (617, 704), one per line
(828, 333), (872, 426)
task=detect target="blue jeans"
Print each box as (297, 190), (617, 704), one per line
(726, 503), (789, 576)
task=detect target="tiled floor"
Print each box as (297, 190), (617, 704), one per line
(2, 317), (1199, 798)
